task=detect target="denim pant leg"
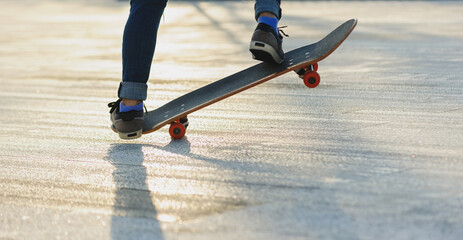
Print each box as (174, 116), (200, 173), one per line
(118, 0), (168, 101)
(254, 0), (281, 20)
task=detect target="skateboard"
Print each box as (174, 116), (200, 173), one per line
(143, 19), (357, 139)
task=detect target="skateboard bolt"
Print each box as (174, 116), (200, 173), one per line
(173, 127), (181, 135)
(308, 77), (316, 84)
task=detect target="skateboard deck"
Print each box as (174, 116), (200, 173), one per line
(143, 19), (357, 138)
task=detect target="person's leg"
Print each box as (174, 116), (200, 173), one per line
(119, 0), (168, 105)
(250, 0), (285, 63)
(109, 0), (168, 140)
(254, 0), (281, 20)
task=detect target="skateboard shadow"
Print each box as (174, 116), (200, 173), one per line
(155, 138), (281, 179)
(105, 143), (164, 240)
(151, 137), (235, 169)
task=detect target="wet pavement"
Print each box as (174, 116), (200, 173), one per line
(0, 0), (462, 239)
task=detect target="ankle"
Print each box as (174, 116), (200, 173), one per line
(258, 12), (277, 19)
(119, 99), (143, 113)
(257, 16), (279, 35)
(122, 99), (142, 107)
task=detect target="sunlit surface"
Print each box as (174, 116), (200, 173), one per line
(0, 0), (462, 239)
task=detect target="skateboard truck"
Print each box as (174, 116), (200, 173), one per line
(169, 116), (189, 139)
(295, 63), (320, 88)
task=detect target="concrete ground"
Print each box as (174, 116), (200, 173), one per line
(0, 0), (462, 239)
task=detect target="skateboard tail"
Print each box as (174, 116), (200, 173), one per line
(285, 18), (357, 69)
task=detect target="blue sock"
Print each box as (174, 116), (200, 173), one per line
(258, 16), (279, 35)
(120, 101), (143, 112)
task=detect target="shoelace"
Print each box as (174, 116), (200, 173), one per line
(108, 99), (121, 114)
(278, 26), (289, 37)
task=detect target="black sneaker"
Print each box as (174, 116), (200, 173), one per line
(108, 99), (144, 140)
(249, 23), (285, 64)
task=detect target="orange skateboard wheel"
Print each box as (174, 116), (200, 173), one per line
(169, 122), (186, 139)
(303, 71), (320, 88)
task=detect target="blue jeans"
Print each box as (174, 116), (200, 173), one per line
(118, 0), (281, 100)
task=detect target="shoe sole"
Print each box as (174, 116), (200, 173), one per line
(111, 124), (142, 140)
(250, 40), (284, 64)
